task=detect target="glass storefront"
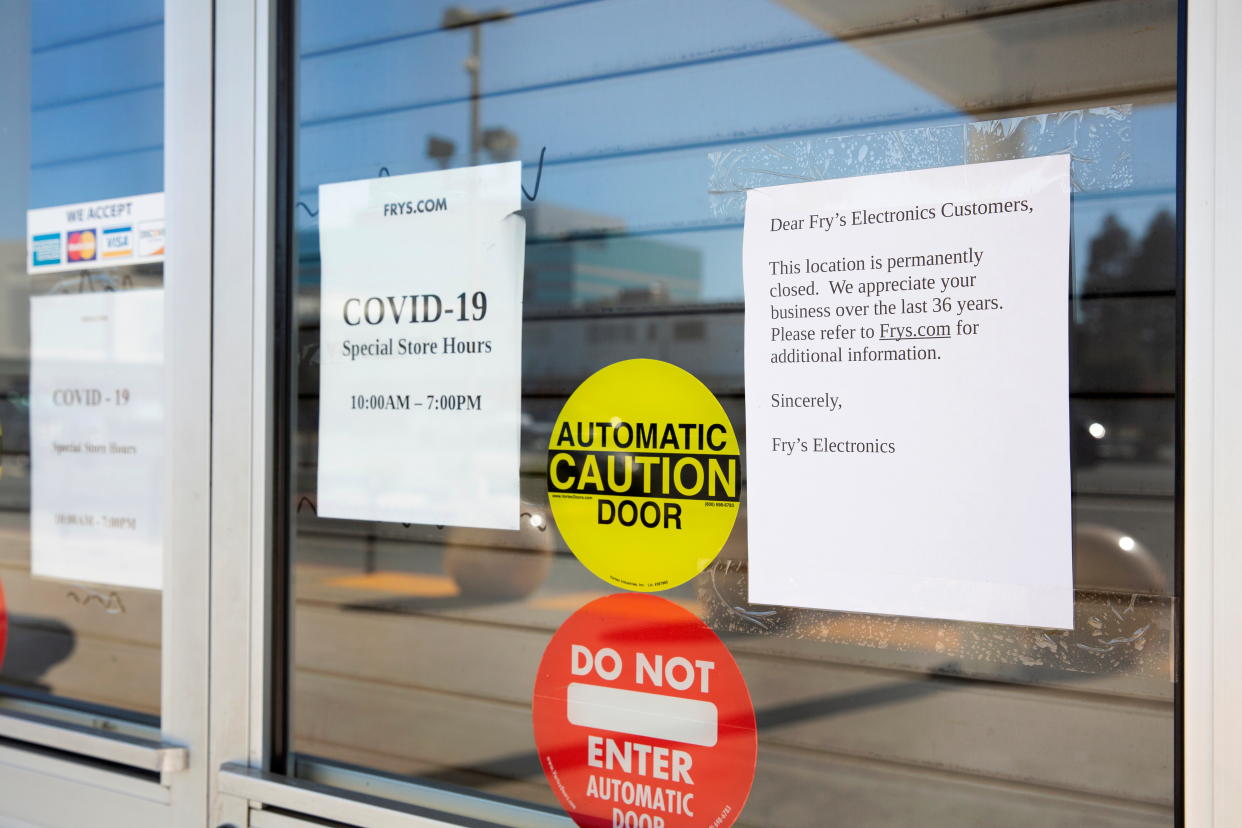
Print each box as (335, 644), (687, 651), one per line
(283, 2), (1180, 825)
(10, 2), (1242, 827)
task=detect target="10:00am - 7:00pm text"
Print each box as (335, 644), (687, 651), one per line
(349, 393), (483, 411)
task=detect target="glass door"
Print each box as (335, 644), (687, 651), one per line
(0, 1), (211, 825)
(201, 1), (1242, 827)
(233, 1), (1186, 827)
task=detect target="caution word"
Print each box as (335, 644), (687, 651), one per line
(548, 421), (738, 531)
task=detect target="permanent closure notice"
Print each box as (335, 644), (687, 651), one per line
(743, 155), (1073, 628)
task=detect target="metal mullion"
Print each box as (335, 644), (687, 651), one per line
(268, 0), (298, 777)
(1184, 0), (1242, 823)
(161, 0), (214, 819)
(209, 0), (282, 827)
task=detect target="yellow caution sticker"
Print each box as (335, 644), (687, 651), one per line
(547, 359), (740, 591)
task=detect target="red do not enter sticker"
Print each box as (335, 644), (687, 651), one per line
(533, 593), (756, 828)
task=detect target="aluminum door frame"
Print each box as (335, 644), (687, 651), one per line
(1184, 0), (1242, 824)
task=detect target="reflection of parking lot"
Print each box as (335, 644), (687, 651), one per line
(1076, 461), (1177, 497)
(0, 393), (1177, 828)
(0, 498), (1175, 826)
(0, 431), (1179, 828)
(289, 511), (1173, 828)
(0, 512), (161, 716)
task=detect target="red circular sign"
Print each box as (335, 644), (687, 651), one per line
(533, 594), (756, 828)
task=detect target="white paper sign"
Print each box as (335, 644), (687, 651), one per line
(27, 193), (165, 275)
(743, 155), (1072, 628)
(317, 163), (524, 530)
(30, 291), (165, 590)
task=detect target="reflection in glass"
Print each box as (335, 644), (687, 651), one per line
(289, 1), (1180, 824)
(0, 1), (164, 719)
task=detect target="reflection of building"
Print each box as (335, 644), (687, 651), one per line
(295, 201), (704, 313)
(0, 240), (30, 381)
(523, 308), (741, 393)
(523, 204), (701, 308)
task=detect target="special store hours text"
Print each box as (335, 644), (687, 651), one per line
(340, 290), (493, 361)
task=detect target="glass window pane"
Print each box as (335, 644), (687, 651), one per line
(288, 1), (1179, 824)
(0, 0), (164, 720)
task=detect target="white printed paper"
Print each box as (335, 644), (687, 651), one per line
(27, 193), (165, 275)
(743, 155), (1072, 628)
(317, 163), (524, 530)
(30, 291), (165, 590)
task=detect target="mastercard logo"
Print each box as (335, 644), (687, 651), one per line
(67, 229), (97, 262)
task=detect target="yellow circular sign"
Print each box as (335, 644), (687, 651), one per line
(547, 359), (741, 591)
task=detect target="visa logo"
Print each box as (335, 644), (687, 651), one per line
(101, 225), (133, 258)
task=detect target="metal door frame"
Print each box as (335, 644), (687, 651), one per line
(1183, 0), (1242, 823)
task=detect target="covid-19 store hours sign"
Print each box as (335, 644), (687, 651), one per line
(316, 162), (524, 530)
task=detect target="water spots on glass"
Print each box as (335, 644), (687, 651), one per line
(707, 106), (1134, 220)
(700, 557), (1171, 681)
